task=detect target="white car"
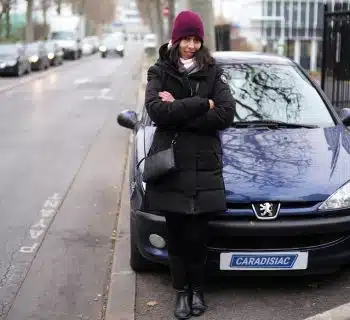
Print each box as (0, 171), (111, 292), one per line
(144, 33), (157, 55)
(82, 38), (94, 55)
(99, 32), (125, 58)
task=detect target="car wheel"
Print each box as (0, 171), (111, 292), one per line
(16, 67), (23, 77)
(120, 51), (125, 58)
(101, 52), (107, 58)
(130, 216), (157, 272)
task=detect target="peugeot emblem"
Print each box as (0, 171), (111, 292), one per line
(252, 202), (281, 220)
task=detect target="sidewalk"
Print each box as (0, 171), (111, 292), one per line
(104, 53), (153, 320)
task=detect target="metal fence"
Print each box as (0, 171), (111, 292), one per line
(321, 3), (350, 111)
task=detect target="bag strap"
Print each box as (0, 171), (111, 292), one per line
(136, 68), (177, 170)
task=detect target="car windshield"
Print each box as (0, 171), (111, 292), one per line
(222, 63), (335, 127)
(51, 31), (75, 40)
(103, 33), (123, 45)
(0, 45), (17, 56)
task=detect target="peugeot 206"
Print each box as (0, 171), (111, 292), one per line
(117, 52), (350, 275)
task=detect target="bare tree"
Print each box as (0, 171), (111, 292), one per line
(54, 0), (62, 14)
(167, 0), (175, 39)
(66, 0), (115, 24)
(136, 0), (165, 44)
(0, 0), (15, 39)
(25, 0), (34, 42)
(41, 0), (51, 26)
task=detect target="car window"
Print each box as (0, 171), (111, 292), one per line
(221, 63), (335, 127)
(0, 45), (17, 56)
(51, 31), (75, 40)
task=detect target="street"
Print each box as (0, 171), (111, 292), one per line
(0, 43), (143, 320)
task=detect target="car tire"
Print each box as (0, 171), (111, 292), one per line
(16, 67), (22, 77)
(101, 52), (107, 58)
(120, 51), (125, 58)
(130, 216), (157, 272)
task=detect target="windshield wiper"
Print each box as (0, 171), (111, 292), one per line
(231, 120), (319, 129)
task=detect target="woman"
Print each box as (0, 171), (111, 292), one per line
(144, 10), (235, 320)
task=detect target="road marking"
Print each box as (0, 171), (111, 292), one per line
(83, 88), (114, 101)
(74, 78), (90, 85)
(98, 88), (114, 100)
(20, 193), (63, 254)
(20, 243), (39, 253)
(30, 229), (44, 239)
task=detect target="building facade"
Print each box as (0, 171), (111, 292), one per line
(254, 0), (350, 71)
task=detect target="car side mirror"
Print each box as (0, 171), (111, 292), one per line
(117, 110), (138, 130)
(340, 108), (350, 126)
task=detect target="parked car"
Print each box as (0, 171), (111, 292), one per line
(99, 32), (125, 58)
(143, 33), (157, 56)
(118, 51), (350, 275)
(82, 37), (94, 55)
(25, 42), (51, 71)
(0, 43), (31, 77)
(86, 36), (100, 53)
(45, 40), (64, 66)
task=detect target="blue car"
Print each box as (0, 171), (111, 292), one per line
(117, 51), (350, 275)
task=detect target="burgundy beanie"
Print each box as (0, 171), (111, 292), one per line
(171, 11), (205, 45)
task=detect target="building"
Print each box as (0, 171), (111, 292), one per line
(251, 0), (350, 71)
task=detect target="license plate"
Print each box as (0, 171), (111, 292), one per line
(220, 251), (308, 270)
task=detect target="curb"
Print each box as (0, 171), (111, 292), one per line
(104, 151), (134, 320)
(304, 303), (350, 320)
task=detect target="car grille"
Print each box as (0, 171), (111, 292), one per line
(208, 232), (349, 250)
(226, 201), (320, 210)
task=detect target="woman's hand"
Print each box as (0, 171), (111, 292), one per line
(159, 91), (175, 102)
(209, 99), (215, 109)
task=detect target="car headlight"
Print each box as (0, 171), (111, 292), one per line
(0, 62), (6, 68)
(29, 55), (39, 63)
(99, 45), (107, 52)
(5, 60), (17, 66)
(116, 45), (124, 51)
(318, 181), (350, 211)
(48, 52), (55, 60)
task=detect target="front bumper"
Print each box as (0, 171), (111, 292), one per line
(101, 49), (124, 55)
(0, 65), (18, 75)
(135, 210), (350, 274)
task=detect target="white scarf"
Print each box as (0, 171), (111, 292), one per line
(179, 57), (195, 70)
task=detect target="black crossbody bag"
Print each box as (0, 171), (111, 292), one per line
(140, 133), (178, 183)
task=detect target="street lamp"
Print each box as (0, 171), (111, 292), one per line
(250, 15), (285, 55)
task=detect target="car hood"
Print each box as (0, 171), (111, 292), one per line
(221, 125), (350, 203)
(101, 41), (124, 49)
(0, 54), (17, 61)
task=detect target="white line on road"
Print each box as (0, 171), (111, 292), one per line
(74, 78), (90, 85)
(20, 193), (63, 254)
(83, 88), (114, 101)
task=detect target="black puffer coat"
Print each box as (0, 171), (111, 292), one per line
(143, 44), (235, 216)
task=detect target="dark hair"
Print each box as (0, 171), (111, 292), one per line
(168, 41), (214, 69)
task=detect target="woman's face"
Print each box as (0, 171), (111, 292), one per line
(179, 36), (202, 59)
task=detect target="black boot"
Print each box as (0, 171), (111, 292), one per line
(188, 261), (207, 317)
(174, 290), (192, 319)
(169, 256), (192, 319)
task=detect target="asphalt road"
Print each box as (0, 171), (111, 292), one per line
(0, 44), (143, 320)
